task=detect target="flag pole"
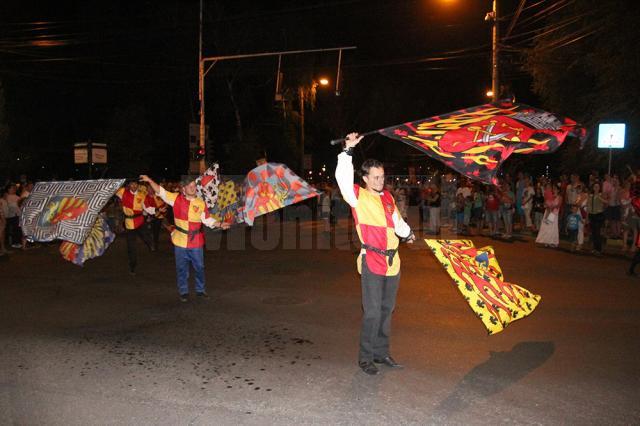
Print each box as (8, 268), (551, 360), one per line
(329, 129), (381, 146)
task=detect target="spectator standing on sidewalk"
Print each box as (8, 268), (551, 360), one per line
(522, 177), (535, 231)
(536, 185), (562, 248)
(426, 183), (441, 234)
(587, 182), (606, 256)
(485, 190), (500, 236)
(499, 183), (515, 239)
(4, 184), (21, 249)
(0, 186), (7, 256)
(566, 205), (583, 251)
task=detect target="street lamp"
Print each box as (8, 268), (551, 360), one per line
(299, 78), (330, 172)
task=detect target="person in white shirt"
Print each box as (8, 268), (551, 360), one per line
(522, 177), (535, 230)
(335, 132), (414, 376)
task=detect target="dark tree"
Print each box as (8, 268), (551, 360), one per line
(524, 0), (640, 174)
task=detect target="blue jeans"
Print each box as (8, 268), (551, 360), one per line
(174, 246), (205, 295)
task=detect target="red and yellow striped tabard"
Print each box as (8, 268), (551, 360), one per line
(115, 187), (154, 230)
(352, 184), (400, 277)
(164, 191), (209, 249)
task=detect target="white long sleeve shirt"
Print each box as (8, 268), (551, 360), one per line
(335, 152), (411, 239)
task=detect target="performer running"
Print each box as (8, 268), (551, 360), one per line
(139, 175), (229, 302)
(335, 132), (415, 375)
(115, 179), (156, 275)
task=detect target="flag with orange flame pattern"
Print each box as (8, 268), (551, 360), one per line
(379, 101), (586, 185)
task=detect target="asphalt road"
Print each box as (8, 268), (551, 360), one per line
(1, 218), (639, 425)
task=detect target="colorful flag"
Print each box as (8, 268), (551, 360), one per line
(425, 239), (541, 335)
(21, 179), (124, 244)
(59, 215), (116, 266)
(195, 163), (220, 210)
(210, 180), (242, 225)
(241, 162), (320, 226)
(379, 101), (586, 185)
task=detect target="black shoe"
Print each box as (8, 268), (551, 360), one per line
(358, 361), (379, 375)
(179, 294), (189, 302)
(196, 292), (209, 299)
(373, 356), (403, 368)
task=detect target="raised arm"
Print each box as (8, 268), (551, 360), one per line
(139, 175), (173, 206)
(334, 132), (363, 208)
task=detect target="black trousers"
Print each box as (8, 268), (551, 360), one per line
(150, 218), (163, 250)
(359, 255), (400, 363)
(126, 226), (152, 272)
(589, 213), (605, 253)
(6, 216), (21, 246)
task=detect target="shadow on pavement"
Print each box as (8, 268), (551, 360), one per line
(429, 341), (555, 421)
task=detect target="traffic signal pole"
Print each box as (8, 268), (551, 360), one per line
(196, 45), (355, 174)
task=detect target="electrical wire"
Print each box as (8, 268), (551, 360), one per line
(504, 0), (527, 39)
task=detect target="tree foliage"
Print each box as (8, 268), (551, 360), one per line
(524, 0), (640, 174)
(0, 79), (10, 177)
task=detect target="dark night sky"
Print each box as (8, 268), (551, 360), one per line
(1, 0), (533, 179)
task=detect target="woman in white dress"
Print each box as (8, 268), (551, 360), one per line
(536, 185), (563, 247)
(575, 185), (589, 250)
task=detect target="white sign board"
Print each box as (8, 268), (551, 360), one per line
(597, 123), (625, 149)
(74, 148), (88, 164)
(92, 147), (108, 164)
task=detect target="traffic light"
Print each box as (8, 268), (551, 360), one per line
(194, 146), (205, 160)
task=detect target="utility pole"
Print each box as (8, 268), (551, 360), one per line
(491, 0), (499, 102)
(196, 46), (355, 175)
(197, 0), (206, 174)
(298, 86), (305, 172)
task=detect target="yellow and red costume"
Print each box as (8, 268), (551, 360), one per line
(159, 189), (213, 249)
(115, 187), (155, 230)
(335, 150), (412, 367)
(352, 185), (401, 276)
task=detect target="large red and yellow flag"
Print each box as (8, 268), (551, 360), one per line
(426, 239), (541, 335)
(379, 101), (586, 185)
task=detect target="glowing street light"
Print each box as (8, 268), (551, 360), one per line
(486, 90), (494, 98)
(318, 77), (329, 86)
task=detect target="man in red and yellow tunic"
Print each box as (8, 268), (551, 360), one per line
(140, 175), (229, 302)
(115, 180), (156, 274)
(335, 132), (415, 375)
